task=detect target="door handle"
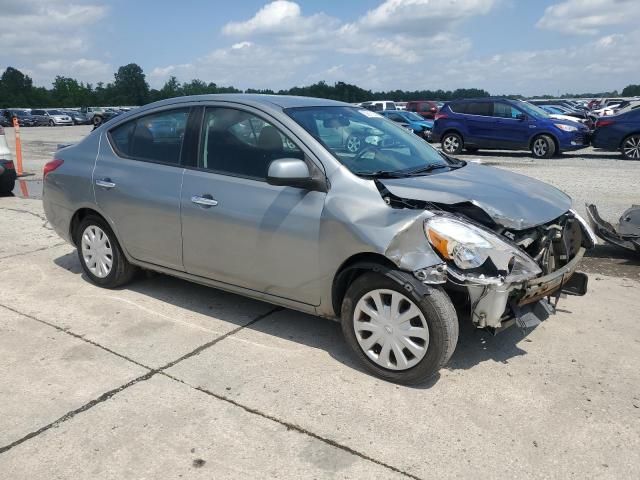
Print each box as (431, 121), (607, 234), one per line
(95, 178), (116, 189)
(191, 195), (218, 207)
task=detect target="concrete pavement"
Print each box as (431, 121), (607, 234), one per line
(0, 197), (639, 479)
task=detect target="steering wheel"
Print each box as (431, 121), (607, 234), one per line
(354, 144), (381, 162)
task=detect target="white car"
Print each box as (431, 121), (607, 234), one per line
(547, 113), (587, 125)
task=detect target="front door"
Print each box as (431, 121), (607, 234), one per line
(492, 102), (531, 148)
(93, 107), (190, 270)
(180, 106), (326, 305)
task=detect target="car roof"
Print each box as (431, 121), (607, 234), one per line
(139, 94), (349, 112)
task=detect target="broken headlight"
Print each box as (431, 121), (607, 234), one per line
(425, 216), (542, 282)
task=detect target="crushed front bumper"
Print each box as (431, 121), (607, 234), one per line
(465, 247), (588, 330)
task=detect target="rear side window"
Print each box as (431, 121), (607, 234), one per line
(109, 108), (189, 165)
(466, 102), (492, 116)
(449, 102), (469, 114)
(200, 107), (303, 180)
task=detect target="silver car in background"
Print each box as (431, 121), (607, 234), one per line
(43, 94), (595, 384)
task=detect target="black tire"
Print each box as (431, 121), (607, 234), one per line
(93, 115), (103, 127)
(341, 272), (458, 385)
(531, 134), (556, 159)
(441, 132), (463, 154)
(620, 134), (640, 160)
(0, 175), (15, 195)
(74, 214), (137, 288)
(48, 120), (55, 127)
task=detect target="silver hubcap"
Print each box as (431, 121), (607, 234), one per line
(353, 289), (429, 371)
(442, 135), (459, 153)
(81, 225), (113, 278)
(347, 136), (361, 153)
(533, 138), (548, 156)
(623, 136), (640, 159)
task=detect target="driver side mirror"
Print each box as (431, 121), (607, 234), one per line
(267, 158), (321, 190)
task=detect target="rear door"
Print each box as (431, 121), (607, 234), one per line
(462, 102), (495, 146)
(180, 105), (326, 305)
(94, 107), (190, 270)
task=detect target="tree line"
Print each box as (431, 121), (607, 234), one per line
(0, 63), (636, 108)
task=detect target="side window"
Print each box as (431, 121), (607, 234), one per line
(466, 102), (492, 116)
(388, 113), (404, 122)
(109, 108), (189, 165)
(200, 107), (303, 180)
(493, 103), (520, 118)
(449, 103), (468, 114)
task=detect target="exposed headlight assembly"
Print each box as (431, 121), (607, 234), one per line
(554, 123), (578, 132)
(425, 216), (542, 283)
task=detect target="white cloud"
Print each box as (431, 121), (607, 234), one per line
(223, 1), (302, 36)
(359, 0), (497, 32)
(537, 0), (640, 35)
(0, 0), (108, 85)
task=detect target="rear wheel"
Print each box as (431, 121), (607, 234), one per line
(621, 134), (640, 160)
(531, 135), (556, 159)
(75, 215), (137, 288)
(0, 175), (15, 195)
(341, 272), (458, 385)
(441, 132), (463, 154)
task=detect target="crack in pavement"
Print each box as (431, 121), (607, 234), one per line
(0, 306), (281, 455)
(0, 207), (53, 231)
(163, 372), (424, 480)
(0, 303), (422, 479)
(0, 242), (68, 261)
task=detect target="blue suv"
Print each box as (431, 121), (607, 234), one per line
(432, 98), (590, 158)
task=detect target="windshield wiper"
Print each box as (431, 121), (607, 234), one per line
(405, 164), (451, 176)
(353, 169), (411, 178)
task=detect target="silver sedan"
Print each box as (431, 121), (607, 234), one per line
(43, 94), (595, 384)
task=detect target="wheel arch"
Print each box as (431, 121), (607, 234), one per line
(331, 252), (400, 318)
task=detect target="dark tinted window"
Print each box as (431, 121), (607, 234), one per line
(109, 108), (189, 164)
(449, 102), (469, 114)
(466, 102), (492, 116)
(387, 113), (405, 122)
(200, 108), (303, 180)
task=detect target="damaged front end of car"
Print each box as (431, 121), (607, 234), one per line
(382, 187), (596, 333)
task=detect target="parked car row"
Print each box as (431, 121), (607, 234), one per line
(0, 105), (137, 128)
(430, 97), (640, 160)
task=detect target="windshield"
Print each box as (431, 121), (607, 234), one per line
(403, 112), (425, 122)
(519, 102), (549, 118)
(47, 110), (63, 115)
(286, 106), (452, 176)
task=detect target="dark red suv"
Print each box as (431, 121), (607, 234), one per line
(406, 100), (439, 119)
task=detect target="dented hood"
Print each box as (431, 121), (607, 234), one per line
(379, 163), (571, 230)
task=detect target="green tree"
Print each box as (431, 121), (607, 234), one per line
(112, 63), (149, 105)
(158, 76), (183, 99)
(0, 67), (35, 107)
(622, 84), (640, 97)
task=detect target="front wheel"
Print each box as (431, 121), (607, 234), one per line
(341, 272), (458, 385)
(621, 134), (640, 160)
(75, 215), (137, 288)
(48, 120), (55, 127)
(441, 132), (463, 154)
(531, 135), (556, 158)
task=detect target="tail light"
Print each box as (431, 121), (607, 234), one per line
(4, 160), (15, 170)
(44, 159), (64, 178)
(596, 118), (615, 128)
(435, 112), (448, 120)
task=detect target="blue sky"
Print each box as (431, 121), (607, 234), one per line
(2, 0), (639, 95)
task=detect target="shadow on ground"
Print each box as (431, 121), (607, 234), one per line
(54, 251), (532, 388)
